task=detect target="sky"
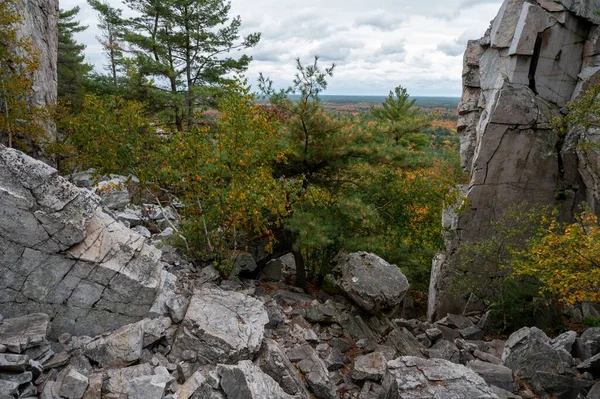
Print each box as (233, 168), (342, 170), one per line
(61, 0), (504, 96)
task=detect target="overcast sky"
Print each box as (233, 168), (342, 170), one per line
(61, 0), (503, 96)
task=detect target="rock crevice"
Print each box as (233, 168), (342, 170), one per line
(429, 0), (600, 320)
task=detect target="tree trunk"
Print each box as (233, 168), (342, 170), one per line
(184, 7), (195, 128)
(283, 229), (306, 288)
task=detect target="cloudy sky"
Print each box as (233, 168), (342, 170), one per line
(61, 0), (503, 96)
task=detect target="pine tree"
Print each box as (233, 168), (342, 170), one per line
(123, 0), (260, 131)
(58, 7), (92, 112)
(88, 0), (126, 86)
(260, 58), (438, 286)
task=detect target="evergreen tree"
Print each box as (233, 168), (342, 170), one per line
(123, 0), (260, 131)
(372, 86), (430, 145)
(88, 0), (126, 86)
(58, 7), (92, 112)
(260, 58), (438, 286)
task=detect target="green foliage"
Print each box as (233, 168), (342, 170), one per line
(455, 203), (557, 331)
(121, 0), (260, 130)
(57, 94), (161, 178)
(155, 80), (288, 265)
(88, 0), (126, 86)
(0, 0), (46, 150)
(511, 205), (600, 306)
(260, 58), (464, 287)
(584, 316), (600, 327)
(58, 7), (93, 112)
(372, 86), (431, 145)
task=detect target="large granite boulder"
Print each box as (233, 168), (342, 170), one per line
(429, 0), (600, 320)
(217, 360), (295, 399)
(170, 287), (269, 364)
(379, 356), (499, 398)
(333, 252), (409, 313)
(255, 339), (310, 398)
(0, 146), (164, 337)
(502, 327), (580, 398)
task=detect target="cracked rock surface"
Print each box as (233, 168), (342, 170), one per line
(429, 0), (600, 321)
(0, 146), (164, 337)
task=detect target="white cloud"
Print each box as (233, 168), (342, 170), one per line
(61, 0), (503, 96)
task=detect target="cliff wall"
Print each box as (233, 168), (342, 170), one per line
(429, 0), (600, 320)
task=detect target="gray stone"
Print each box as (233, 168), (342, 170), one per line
(575, 328), (600, 361)
(294, 345), (337, 399)
(142, 317), (173, 348)
(502, 327), (578, 398)
(330, 338), (352, 354)
(132, 225), (152, 238)
(0, 371), (32, 386)
(427, 339), (461, 364)
(468, 360), (516, 392)
(324, 348), (347, 371)
(461, 325), (485, 341)
(0, 147), (164, 338)
(490, 0), (526, 48)
(425, 328), (443, 343)
(255, 339), (310, 398)
(103, 364), (154, 397)
(94, 176), (131, 211)
(83, 320), (144, 368)
(0, 313), (49, 353)
(351, 352), (387, 381)
(551, 331), (577, 353)
(428, 0), (595, 322)
(82, 373), (102, 399)
(17, 0), (58, 142)
(333, 252), (409, 313)
(229, 251), (258, 277)
(166, 294), (190, 324)
(588, 381), (600, 398)
(58, 369), (88, 399)
(576, 352), (600, 377)
(384, 328), (425, 358)
(0, 354), (29, 372)
(380, 356), (499, 398)
(0, 380), (19, 396)
(474, 350), (502, 365)
(305, 300), (336, 324)
(171, 287), (268, 364)
(217, 360), (295, 399)
(116, 209), (143, 227)
(259, 259), (283, 282)
(128, 374), (174, 399)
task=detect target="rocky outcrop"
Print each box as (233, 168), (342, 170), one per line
(429, 0), (600, 320)
(19, 0), (58, 110)
(332, 252), (410, 313)
(379, 356), (499, 398)
(15, 0), (58, 145)
(0, 146), (164, 337)
(170, 287), (269, 365)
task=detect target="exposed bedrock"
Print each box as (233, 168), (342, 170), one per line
(0, 145), (164, 337)
(429, 0), (600, 320)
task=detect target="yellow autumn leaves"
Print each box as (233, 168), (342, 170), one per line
(512, 208), (600, 305)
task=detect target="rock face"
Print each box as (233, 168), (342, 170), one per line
(429, 0), (600, 320)
(0, 146), (164, 337)
(170, 287), (269, 364)
(380, 356), (499, 398)
(15, 0), (58, 144)
(502, 327), (579, 398)
(333, 252), (410, 313)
